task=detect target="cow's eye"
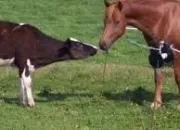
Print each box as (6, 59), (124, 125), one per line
(79, 44), (83, 48)
(75, 42), (82, 47)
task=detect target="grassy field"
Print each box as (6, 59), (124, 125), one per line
(0, 0), (180, 130)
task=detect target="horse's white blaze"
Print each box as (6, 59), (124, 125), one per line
(0, 57), (14, 66)
(21, 68), (35, 106)
(27, 59), (35, 72)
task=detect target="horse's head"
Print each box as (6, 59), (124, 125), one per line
(99, 0), (127, 51)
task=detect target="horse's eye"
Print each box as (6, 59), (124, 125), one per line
(115, 21), (120, 24)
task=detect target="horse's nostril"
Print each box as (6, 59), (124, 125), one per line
(99, 44), (107, 51)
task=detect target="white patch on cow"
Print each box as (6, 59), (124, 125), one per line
(0, 57), (14, 66)
(20, 68), (35, 107)
(27, 59), (35, 72)
(19, 23), (25, 26)
(19, 78), (26, 105)
(69, 37), (79, 42)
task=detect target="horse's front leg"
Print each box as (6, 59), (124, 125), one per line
(151, 68), (163, 109)
(173, 56), (180, 110)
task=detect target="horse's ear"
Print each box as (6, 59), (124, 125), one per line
(104, 0), (116, 7)
(117, 1), (123, 11)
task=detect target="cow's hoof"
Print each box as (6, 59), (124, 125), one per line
(28, 103), (35, 107)
(27, 100), (36, 107)
(28, 102), (36, 107)
(151, 102), (161, 110)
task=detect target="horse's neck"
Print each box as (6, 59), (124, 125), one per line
(123, 1), (162, 40)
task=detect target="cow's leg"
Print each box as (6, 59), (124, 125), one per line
(18, 58), (35, 107)
(173, 56), (180, 110)
(151, 68), (163, 109)
(20, 66), (35, 107)
(19, 76), (26, 105)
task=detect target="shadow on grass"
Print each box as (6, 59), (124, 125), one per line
(102, 87), (178, 105)
(2, 87), (178, 106)
(1, 89), (93, 105)
(1, 97), (19, 105)
(37, 89), (93, 102)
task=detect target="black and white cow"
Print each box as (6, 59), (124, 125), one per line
(0, 21), (97, 107)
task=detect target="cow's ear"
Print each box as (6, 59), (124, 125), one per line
(117, 1), (123, 11)
(65, 38), (72, 48)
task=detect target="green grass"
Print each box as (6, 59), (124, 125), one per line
(0, 0), (180, 130)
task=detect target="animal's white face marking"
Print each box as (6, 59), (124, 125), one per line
(69, 37), (79, 42)
(19, 23), (25, 26)
(69, 37), (98, 50)
(0, 57), (14, 66)
(83, 42), (98, 50)
(27, 59), (35, 72)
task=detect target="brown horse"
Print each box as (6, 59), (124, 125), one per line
(99, 0), (180, 109)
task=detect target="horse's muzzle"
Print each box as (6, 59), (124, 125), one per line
(99, 43), (108, 51)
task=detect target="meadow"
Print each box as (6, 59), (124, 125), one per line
(0, 0), (180, 130)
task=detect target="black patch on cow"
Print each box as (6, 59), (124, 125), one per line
(149, 41), (173, 68)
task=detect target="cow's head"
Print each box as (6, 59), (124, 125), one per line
(66, 38), (98, 59)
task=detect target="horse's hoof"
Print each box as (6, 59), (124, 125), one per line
(177, 105), (180, 111)
(151, 102), (161, 110)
